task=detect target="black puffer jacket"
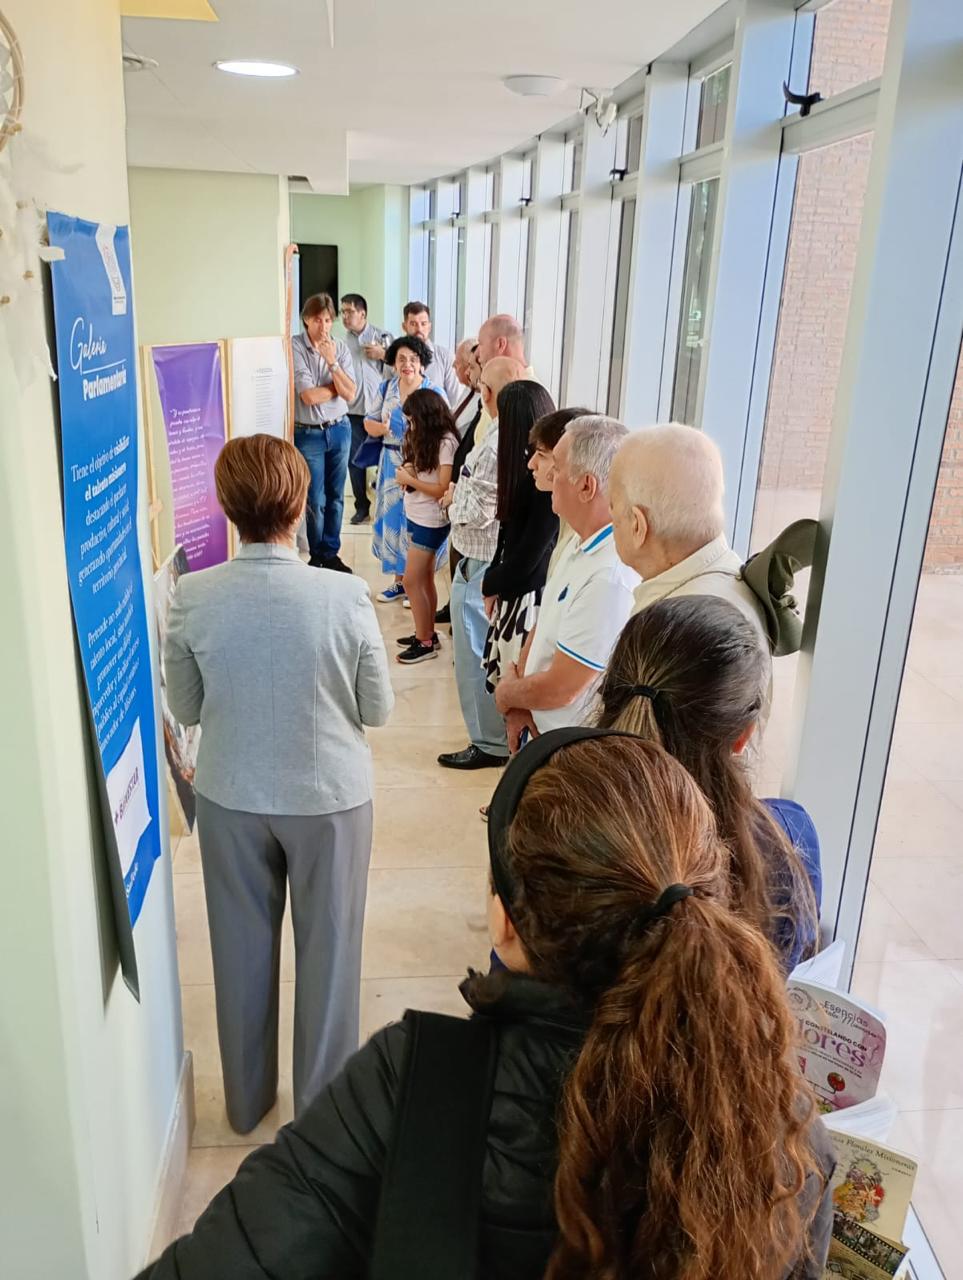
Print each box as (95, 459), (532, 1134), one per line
(136, 972), (835, 1279)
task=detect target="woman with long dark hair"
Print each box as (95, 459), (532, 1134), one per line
(596, 594), (821, 971)
(137, 730), (834, 1280)
(392, 388), (459, 663)
(481, 380), (558, 690)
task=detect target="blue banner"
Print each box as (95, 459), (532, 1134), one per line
(48, 212), (161, 936)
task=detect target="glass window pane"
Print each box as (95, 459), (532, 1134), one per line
(607, 198), (636, 417)
(455, 225), (466, 344)
(488, 224), (499, 314)
(521, 155), (534, 202)
(613, 117), (629, 173)
(563, 137), (576, 195)
(426, 228), (436, 311)
(484, 168), (495, 211)
(751, 132), (875, 794)
(850, 338), (963, 1278)
(481, 221), (494, 318)
(627, 113), (644, 173)
(520, 217), (535, 334)
(671, 178), (720, 425)
(809, 0), (893, 99)
(428, 188), (436, 220)
(558, 210), (579, 402)
(696, 63), (731, 149)
(572, 136), (583, 193)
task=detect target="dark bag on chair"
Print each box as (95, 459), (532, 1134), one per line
(370, 1010), (498, 1280)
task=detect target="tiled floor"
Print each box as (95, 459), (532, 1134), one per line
(161, 516), (963, 1278)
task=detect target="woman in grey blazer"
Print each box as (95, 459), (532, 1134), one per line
(165, 434), (394, 1134)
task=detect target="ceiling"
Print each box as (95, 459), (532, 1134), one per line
(121, 0), (725, 193)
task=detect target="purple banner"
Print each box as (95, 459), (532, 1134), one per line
(152, 343), (229, 571)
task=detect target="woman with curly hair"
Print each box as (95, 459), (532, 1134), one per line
(392, 388), (459, 664)
(364, 334), (444, 602)
(138, 729), (834, 1280)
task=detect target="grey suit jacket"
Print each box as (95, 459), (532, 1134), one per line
(164, 543), (394, 816)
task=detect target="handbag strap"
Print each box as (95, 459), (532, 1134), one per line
(370, 1010), (498, 1280)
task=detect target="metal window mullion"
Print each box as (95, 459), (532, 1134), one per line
(678, 141), (725, 185)
(782, 78), (881, 154)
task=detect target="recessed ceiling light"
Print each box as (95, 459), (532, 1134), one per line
(503, 74), (566, 98)
(214, 60), (298, 78)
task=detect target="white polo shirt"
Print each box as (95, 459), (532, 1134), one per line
(525, 523), (640, 734)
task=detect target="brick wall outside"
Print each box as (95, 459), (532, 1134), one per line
(757, 0), (963, 572)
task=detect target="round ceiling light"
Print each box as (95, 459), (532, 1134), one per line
(214, 60), (299, 78)
(503, 75), (566, 98)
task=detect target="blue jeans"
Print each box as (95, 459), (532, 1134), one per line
(451, 556), (508, 758)
(295, 419), (350, 560)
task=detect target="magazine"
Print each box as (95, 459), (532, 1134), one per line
(828, 1133), (917, 1241)
(787, 980), (886, 1112)
(825, 1211), (908, 1279)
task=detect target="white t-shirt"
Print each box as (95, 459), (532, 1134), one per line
(403, 434), (458, 528)
(525, 524), (640, 734)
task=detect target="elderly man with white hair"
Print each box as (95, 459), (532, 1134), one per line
(608, 423), (769, 644)
(493, 415), (639, 749)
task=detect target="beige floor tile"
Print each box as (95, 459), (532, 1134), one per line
(371, 785), (493, 868)
(369, 726), (488, 788)
(873, 778), (963, 859)
(362, 865), (491, 979)
(174, 828), (200, 874)
(384, 670), (464, 727)
(886, 1110), (963, 1278)
(869, 856), (963, 960)
(170, 1145), (260, 1239)
(854, 883), (935, 964)
(361, 974), (470, 1042)
(850, 960), (963, 1111)
(891, 721), (963, 783)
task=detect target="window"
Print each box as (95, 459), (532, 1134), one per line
(484, 168), (496, 211)
(455, 226), (466, 344)
(562, 135), (581, 195)
(606, 199), (636, 416)
(481, 221), (494, 317)
(751, 132), (875, 793)
(809, 0), (893, 98)
(520, 216), (535, 334)
(671, 179), (720, 425)
(557, 210), (579, 403)
(520, 154), (534, 203)
(696, 63), (731, 148)
(614, 113), (644, 175)
(426, 229), (436, 313)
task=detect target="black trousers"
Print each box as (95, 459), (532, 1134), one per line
(348, 414), (371, 515)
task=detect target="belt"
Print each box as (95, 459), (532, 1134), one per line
(295, 416), (346, 431)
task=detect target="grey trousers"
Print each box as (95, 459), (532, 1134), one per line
(195, 793), (373, 1134)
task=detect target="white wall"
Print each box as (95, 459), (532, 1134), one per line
(0, 2), (183, 1277)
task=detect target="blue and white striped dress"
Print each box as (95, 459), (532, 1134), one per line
(370, 375), (445, 575)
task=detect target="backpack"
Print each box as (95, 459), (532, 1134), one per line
(370, 1010), (498, 1280)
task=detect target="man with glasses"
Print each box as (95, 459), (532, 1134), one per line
(339, 293), (393, 525)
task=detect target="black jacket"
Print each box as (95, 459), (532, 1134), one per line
(482, 479), (558, 602)
(136, 973), (835, 1280)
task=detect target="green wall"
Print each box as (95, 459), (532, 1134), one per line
(128, 167), (287, 346)
(290, 186), (407, 334)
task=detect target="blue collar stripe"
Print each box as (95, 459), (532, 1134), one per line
(581, 524), (614, 554)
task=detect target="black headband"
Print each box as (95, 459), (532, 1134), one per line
(487, 727), (693, 933)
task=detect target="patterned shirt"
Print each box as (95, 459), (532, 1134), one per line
(450, 423), (500, 562)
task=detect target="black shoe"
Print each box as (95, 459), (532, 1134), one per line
(437, 745), (509, 770)
(397, 639), (438, 665)
(350, 509), (370, 525)
(319, 555), (353, 574)
(396, 632), (441, 650)
(434, 602), (451, 625)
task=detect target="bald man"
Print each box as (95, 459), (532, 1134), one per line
(476, 314), (527, 365)
(439, 355), (529, 769)
(608, 424), (769, 645)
